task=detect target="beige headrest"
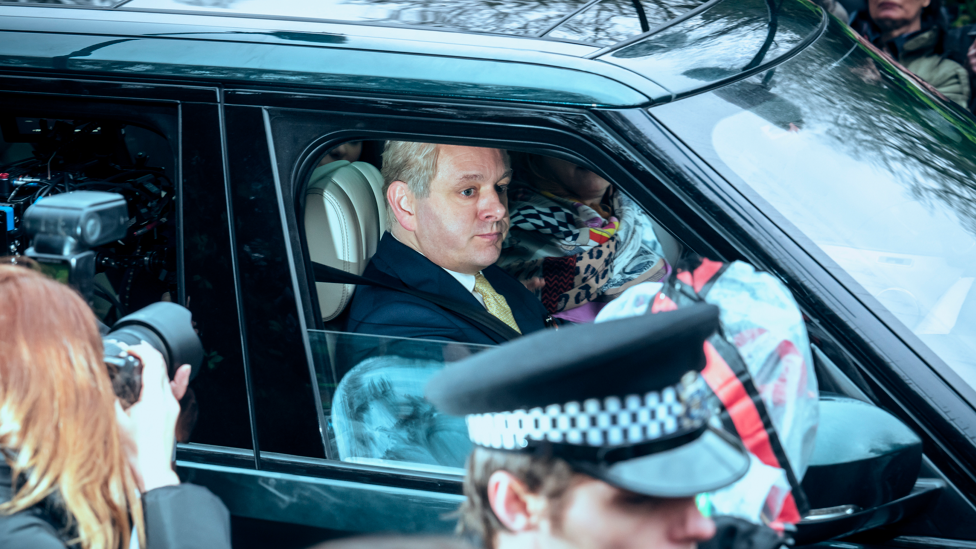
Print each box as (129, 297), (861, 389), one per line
(305, 160), (387, 321)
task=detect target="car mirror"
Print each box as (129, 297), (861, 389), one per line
(795, 395), (943, 544)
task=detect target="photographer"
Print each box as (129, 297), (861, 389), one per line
(0, 264), (231, 549)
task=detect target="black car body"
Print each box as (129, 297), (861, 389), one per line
(1, 0), (976, 547)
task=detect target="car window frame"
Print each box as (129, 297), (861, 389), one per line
(251, 90), (720, 489)
(0, 73), (260, 462)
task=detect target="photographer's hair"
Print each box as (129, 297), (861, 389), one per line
(0, 262), (145, 549)
(459, 447), (577, 549)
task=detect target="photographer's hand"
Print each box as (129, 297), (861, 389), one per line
(115, 342), (191, 492)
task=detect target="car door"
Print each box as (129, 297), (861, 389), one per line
(236, 81), (976, 547)
(205, 80), (722, 542)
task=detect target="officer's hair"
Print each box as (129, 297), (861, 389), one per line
(459, 446), (577, 549)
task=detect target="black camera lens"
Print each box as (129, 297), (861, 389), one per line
(105, 302), (204, 381)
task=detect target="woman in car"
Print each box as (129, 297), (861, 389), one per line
(496, 153), (671, 323)
(0, 263), (231, 549)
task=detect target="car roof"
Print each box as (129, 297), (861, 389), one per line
(0, 0), (824, 108)
(3, 0), (698, 44)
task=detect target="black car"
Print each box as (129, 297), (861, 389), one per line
(2, 0), (976, 547)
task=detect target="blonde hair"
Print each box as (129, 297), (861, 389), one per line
(0, 263), (145, 549)
(382, 141), (440, 198)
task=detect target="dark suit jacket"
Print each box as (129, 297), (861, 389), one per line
(346, 233), (550, 346)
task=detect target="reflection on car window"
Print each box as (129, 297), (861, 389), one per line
(546, 0), (707, 46)
(126, 0), (592, 37)
(604, 0), (821, 96)
(310, 330), (489, 473)
(651, 19), (976, 388)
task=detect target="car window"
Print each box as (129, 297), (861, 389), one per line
(310, 330), (489, 472)
(0, 106), (255, 451)
(298, 138), (691, 466)
(650, 19), (976, 389)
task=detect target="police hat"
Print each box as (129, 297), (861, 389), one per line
(426, 304), (750, 498)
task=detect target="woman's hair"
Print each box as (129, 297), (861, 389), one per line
(0, 262), (144, 549)
(459, 446), (577, 549)
(509, 152), (569, 198)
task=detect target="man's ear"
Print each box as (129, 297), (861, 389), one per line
(487, 471), (545, 533)
(387, 180), (417, 232)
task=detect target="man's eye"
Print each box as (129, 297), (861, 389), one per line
(497, 185), (509, 195)
(461, 188), (475, 197)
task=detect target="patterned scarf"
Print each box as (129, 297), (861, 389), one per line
(498, 185), (670, 317)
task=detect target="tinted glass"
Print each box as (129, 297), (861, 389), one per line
(652, 19), (976, 388)
(311, 330), (489, 472)
(602, 0), (822, 97)
(125, 0), (592, 36)
(548, 0), (707, 46)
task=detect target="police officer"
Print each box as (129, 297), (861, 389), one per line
(426, 304), (784, 549)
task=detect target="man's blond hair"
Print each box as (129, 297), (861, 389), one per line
(381, 141), (440, 227)
(459, 447), (577, 549)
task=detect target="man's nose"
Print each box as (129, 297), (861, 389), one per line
(669, 500), (716, 544)
(479, 188), (507, 221)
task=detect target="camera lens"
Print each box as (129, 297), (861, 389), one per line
(106, 302), (204, 381)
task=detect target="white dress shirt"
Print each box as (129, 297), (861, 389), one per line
(389, 232), (488, 309)
(443, 268), (487, 309)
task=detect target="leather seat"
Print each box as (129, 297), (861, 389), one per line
(305, 160), (387, 321)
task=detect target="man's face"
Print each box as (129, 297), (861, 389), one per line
(413, 145), (511, 274)
(868, 0), (929, 32)
(536, 479), (714, 549)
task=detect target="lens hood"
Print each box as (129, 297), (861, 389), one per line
(110, 302), (204, 381)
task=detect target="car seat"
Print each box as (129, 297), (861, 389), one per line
(304, 160), (387, 321)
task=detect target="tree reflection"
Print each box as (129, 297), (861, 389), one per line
(759, 18), (976, 238)
(549, 0), (706, 45)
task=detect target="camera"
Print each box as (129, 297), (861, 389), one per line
(22, 190), (203, 407)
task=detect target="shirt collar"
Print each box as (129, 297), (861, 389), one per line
(443, 268), (477, 293)
(389, 231), (480, 292)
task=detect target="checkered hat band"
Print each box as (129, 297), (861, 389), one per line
(466, 385), (690, 451)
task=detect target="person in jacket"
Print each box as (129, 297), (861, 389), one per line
(850, 0), (970, 107)
(425, 305), (783, 549)
(346, 142), (550, 345)
(496, 153), (671, 323)
(0, 263), (231, 549)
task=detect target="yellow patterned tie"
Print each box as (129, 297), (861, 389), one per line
(474, 273), (522, 334)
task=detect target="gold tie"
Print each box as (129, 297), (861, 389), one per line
(474, 273), (522, 334)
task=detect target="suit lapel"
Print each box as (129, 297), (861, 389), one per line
(371, 234), (507, 342)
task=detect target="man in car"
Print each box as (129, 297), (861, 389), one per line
(346, 141), (550, 344)
(425, 304), (784, 549)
